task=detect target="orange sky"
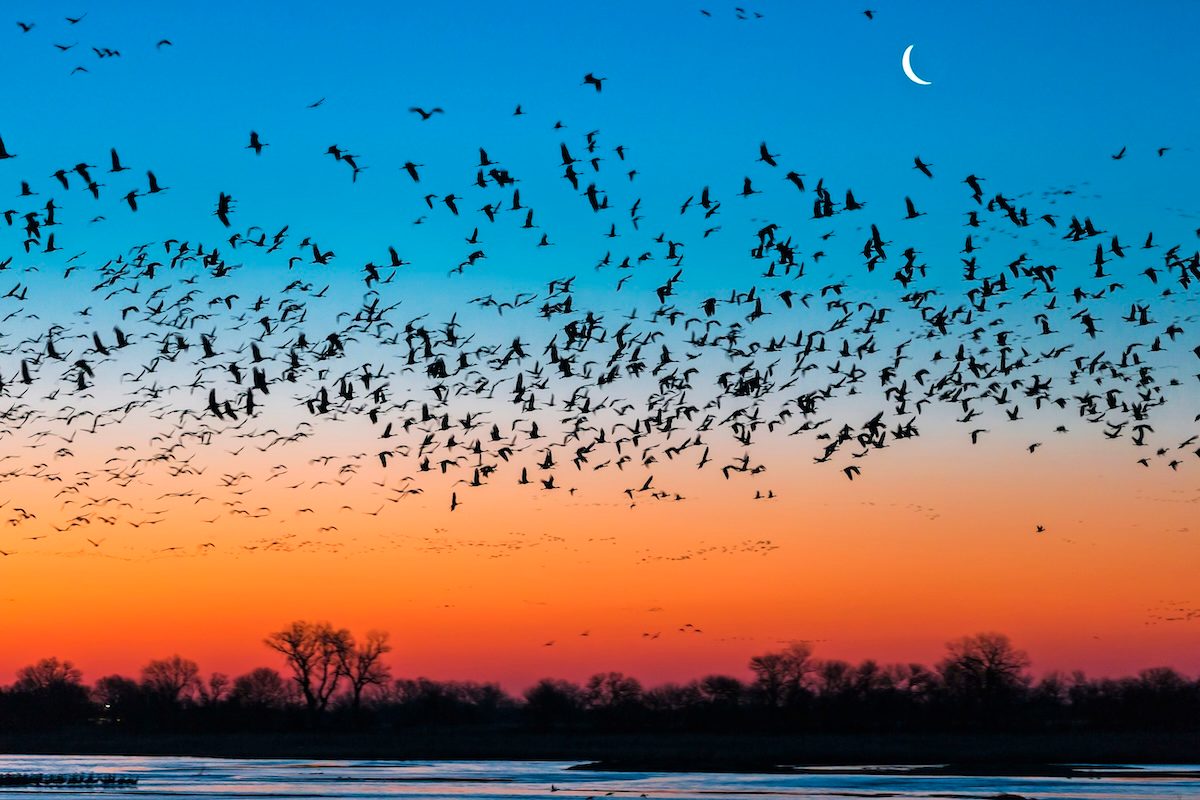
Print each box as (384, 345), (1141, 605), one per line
(2, 421), (1197, 690)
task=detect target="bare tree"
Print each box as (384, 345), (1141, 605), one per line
(698, 674), (745, 708)
(231, 667), (294, 709)
(523, 678), (584, 726)
(337, 629), (392, 712)
(583, 671), (643, 710)
(140, 655), (201, 704)
(643, 681), (703, 713)
(748, 641), (815, 708)
(92, 674), (140, 713)
(264, 620), (352, 723)
(937, 632), (1031, 707)
(198, 672), (230, 706)
(12, 656), (91, 724)
(15, 657), (83, 691)
(814, 659), (853, 695)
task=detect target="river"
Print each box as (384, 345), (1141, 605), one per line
(0, 756), (1195, 800)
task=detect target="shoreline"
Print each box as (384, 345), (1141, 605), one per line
(2, 729), (1198, 774)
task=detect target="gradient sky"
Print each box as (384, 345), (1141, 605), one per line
(0, 0), (1198, 690)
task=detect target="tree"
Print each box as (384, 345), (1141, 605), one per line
(338, 629), (392, 712)
(937, 632), (1031, 710)
(9, 657), (91, 728)
(583, 671), (643, 710)
(884, 661), (940, 699)
(264, 620), (352, 723)
(523, 678), (584, 727)
(140, 655), (201, 704)
(815, 659), (856, 698)
(748, 641), (815, 708)
(457, 681), (509, 718)
(231, 667), (293, 709)
(198, 672), (230, 706)
(93, 674), (143, 722)
(697, 674), (745, 708)
(643, 682), (702, 713)
(14, 657), (83, 691)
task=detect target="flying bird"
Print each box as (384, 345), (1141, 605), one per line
(247, 131), (268, 155)
(409, 106), (444, 120)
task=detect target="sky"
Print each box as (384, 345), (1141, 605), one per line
(0, 0), (1198, 690)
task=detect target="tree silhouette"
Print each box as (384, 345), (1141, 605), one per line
(523, 678), (584, 728)
(7, 657), (90, 729)
(264, 620), (352, 724)
(198, 672), (231, 706)
(698, 674), (746, 709)
(4, 629), (1199, 743)
(231, 667), (294, 710)
(92, 673), (142, 723)
(937, 632), (1031, 718)
(584, 671), (643, 710)
(749, 641), (815, 708)
(140, 655), (201, 704)
(338, 629), (392, 713)
(14, 657), (82, 691)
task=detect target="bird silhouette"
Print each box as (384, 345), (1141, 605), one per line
(409, 106), (444, 120)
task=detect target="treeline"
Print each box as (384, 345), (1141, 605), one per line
(2, 626), (1197, 736)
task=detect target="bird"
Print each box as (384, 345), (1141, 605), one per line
(757, 142), (779, 167)
(582, 73), (606, 92)
(146, 171), (167, 194)
(215, 192), (234, 226)
(108, 148), (129, 172)
(904, 196), (925, 219)
(409, 106), (444, 120)
(246, 131), (268, 155)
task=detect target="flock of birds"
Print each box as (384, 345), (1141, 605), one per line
(0, 9), (1197, 562)
(12, 11), (174, 75)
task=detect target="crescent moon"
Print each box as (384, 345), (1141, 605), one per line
(901, 45), (932, 86)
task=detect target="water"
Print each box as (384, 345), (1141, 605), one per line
(0, 756), (1196, 800)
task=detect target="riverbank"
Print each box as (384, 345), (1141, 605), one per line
(2, 728), (1198, 770)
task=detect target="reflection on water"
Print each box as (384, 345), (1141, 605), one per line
(0, 756), (1196, 800)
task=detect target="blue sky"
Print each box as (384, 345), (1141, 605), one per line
(2, 0), (1197, 379)
(5, 0), (1196, 276)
